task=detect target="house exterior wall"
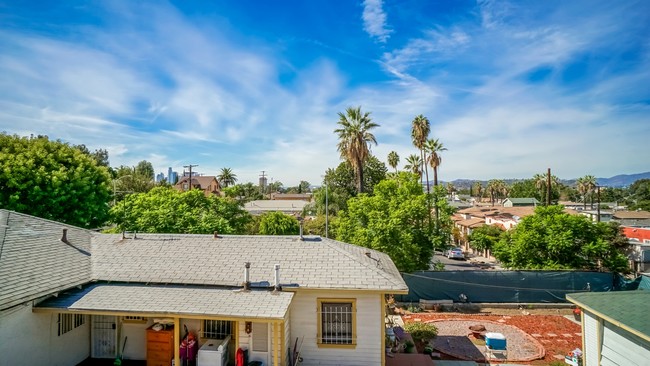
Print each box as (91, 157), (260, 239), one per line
(289, 290), (381, 366)
(600, 320), (650, 366)
(0, 304), (89, 366)
(582, 311), (600, 366)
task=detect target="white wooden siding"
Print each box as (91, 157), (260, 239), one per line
(583, 312), (600, 366)
(0, 303), (89, 366)
(600, 320), (650, 366)
(289, 291), (381, 366)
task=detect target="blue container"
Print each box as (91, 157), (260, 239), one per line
(485, 332), (507, 350)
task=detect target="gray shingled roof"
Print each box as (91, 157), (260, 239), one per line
(36, 283), (294, 319)
(0, 210), (407, 311)
(0, 210), (92, 310)
(91, 234), (408, 292)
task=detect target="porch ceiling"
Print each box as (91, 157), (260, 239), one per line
(34, 283), (293, 320)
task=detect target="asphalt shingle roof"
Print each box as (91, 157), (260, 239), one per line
(36, 283), (293, 319)
(567, 290), (650, 342)
(91, 234), (408, 292)
(0, 210), (92, 309)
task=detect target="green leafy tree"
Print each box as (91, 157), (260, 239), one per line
(110, 187), (251, 234)
(336, 172), (435, 272)
(493, 205), (629, 272)
(468, 224), (504, 254)
(334, 106), (380, 194)
(135, 160), (155, 181)
(627, 179), (650, 211)
(303, 215), (339, 238)
(112, 165), (156, 200)
(472, 181), (483, 202)
(74, 144), (110, 168)
(217, 168), (238, 188)
(0, 133), (112, 228)
(509, 179), (538, 199)
(317, 156), (388, 214)
(387, 151), (399, 173)
(258, 211), (300, 235)
(286, 181), (311, 194)
(223, 182), (264, 202)
(576, 175), (597, 209)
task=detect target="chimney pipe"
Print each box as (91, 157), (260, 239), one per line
(274, 264), (281, 291)
(61, 229), (68, 243)
(298, 217), (304, 240)
(243, 262), (251, 290)
(214, 231), (219, 239)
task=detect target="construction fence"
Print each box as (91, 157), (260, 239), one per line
(396, 270), (638, 304)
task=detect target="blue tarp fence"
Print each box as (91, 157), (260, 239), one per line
(396, 270), (630, 303)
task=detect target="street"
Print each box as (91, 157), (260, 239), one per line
(430, 252), (480, 271)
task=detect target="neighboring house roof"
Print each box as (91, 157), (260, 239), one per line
(504, 198), (540, 205)
(244, 200), (308, 214)
(36, 283), (294, 320)
(613, 210), (650, 220)
(270, 193), (312, 201)
(175, 176), (221, 192)
(456, 218), (485, 228)
(567, 290), (650, 342)
(0, 210), (93, 310)
(91, 234), (407, 292)
(624, 227), (650, 242)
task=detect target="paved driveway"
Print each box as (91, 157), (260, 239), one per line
(430, 253), (477, 271)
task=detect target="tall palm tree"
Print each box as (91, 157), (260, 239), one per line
(404, 154), (423, 177)
(218, 168), (237, 187)
(534, 172), (559, 205)
(424, 138), (447, 186)
(473, 181), (483, 203)
(486, 179), (505, 206)
(580, 175), (597, 209)
(334, 106), (380, 194)
(387, 151), (400, 173)
(411, 115), (430, 192)
(446, 182), (455, 200)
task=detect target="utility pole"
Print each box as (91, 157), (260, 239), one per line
(546, 168), (552, 206)
(183, 164), (198, 191)
(325, 180), (329, 238)
(259, 171), (267, 195)
(597, 185), (601, 222)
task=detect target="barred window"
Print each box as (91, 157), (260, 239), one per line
(58, 314), (85, 336)
(202, 320), (233, 339)
(318, 299), (356, 346)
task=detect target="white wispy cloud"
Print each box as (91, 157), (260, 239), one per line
(362, 0), (392, 43)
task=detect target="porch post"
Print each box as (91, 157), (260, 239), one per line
(273, 322), (279, 366)
(381, 294), (386, 366)
(280, 320), (285, 366)
(174, 318), (180, 366)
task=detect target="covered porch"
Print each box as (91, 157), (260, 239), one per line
(35, 282), (294, 366)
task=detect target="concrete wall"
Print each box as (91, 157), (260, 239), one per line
(289, 290), (382, 366)
(0, 304), (89, 366)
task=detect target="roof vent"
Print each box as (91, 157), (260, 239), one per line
(243, 262), (251, 291)
(61, 229), (69, 244)
(214, 231), (219, 239)
(274, 264), (281, 291)
(298, 217), (304, 241)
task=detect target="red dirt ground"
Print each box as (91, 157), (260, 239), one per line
(402, 311), (581, 365)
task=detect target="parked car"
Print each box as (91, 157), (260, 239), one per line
(447, 247), (464, 260)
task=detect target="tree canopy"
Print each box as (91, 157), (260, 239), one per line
(493, 205), (628, 272)
(0, 133), (112, 228)
(258, 211), (300, 235)
(468, 224), (504, 253)
(336, 172), (438, 272)
(110, 187), (251, 234)
(628, 179), (650, 211)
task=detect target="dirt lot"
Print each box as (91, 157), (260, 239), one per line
(400, 307), (581, 365)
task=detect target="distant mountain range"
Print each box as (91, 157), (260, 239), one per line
(441, 172), (650, 190)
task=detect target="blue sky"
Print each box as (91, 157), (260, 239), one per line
(1, 0), (649, 186)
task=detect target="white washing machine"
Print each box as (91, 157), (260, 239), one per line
(198, 336), (231, 366)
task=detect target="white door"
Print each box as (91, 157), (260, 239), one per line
(92, 315), (117, 358)
(250, 322), (270, 365)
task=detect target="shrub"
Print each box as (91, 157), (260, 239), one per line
(404, 322), (438, 343)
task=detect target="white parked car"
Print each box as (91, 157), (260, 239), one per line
(447, 247), (464, 260)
